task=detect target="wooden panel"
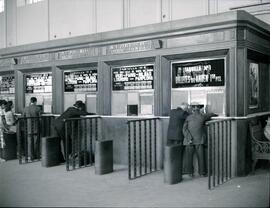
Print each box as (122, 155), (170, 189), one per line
(171, 0), (208, 20)
(96, 0), (123, 32)
(49, 0), (95, 40)
(129, 0), (161, 27)
(53, 67), (64, 114)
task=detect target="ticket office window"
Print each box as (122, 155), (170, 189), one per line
(0, 74), (15, 110)
(111, 64), (154, 116)
(63, 68), (98, 114)
(171, 58), (226, 115)
(24, 72), (52, 113)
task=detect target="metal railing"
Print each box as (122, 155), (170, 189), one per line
(127, 117), (159, 180)
(207, 118), (232, 190)
(64, 116), (100, 171)
(17, 115), (56, 164)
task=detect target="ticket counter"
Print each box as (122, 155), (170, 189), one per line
(24, 72), (52, 113)
(0, 73), (15, 104)
(63, 67), (97, 113)
(111, 64), (154, 116)
(171, 58), (226, 115)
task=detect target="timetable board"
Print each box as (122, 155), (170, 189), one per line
(25, 73), (52, 93)
(0, 75), (15, 94)
(172, 59), (225, 88)
(64, 69), (98, 92)
(112, 64), (154, 91)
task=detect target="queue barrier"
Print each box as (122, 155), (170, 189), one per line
(95, 140), (113, 175)
(164, 144), (183, 184)
(17, 115), (56, 164)
(64, 116), (100, 171)
(127, 118), (159, 180)
(207, 118), (233, 190)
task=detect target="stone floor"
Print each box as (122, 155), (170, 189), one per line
(0, 159), (269, 207)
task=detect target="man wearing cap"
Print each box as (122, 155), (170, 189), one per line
(54, 100), (93, 160)
(182, 103), (217, 176)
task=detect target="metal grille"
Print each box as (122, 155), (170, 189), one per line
(127, 118), (159, 180)
(64, 116), (100, 171)
(17, 115), (56, 164)
(207, 118), (232, 189)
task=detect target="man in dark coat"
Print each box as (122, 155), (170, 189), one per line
(54, 100), (93, 160)
(167, 103), (189, 146)
(22, 97), (42, 160)
(166, 102), (189, 181)
(182, 104), (217, 176)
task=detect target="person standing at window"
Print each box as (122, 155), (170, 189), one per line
(182, 103), (216, 176)
(22, 97), (42, 160)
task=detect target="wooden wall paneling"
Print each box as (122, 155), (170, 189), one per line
(154, 55), (161, 116)
(14, 69), (24, 113)
(160, 56), (171, 116)
(97, 61), (111, 115)
(52, 65), (63, 114)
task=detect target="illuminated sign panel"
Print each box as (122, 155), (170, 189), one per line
(0, 75), (15, 94)
(112, 65), (154, 91)
(25, 73), (52, 93)
(64, 69), (98, 92)
(172, 59), (225, 88)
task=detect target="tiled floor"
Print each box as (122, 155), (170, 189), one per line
(0, 160), (269, 207)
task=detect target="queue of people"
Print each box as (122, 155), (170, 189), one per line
(0, 96), (94, 163)
(0, 99), (17, 162)
(167, 102), (217, 179)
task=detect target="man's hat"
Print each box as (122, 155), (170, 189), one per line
(74, 100), (84, 108)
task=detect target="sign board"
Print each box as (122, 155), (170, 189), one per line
(0, 75), (15, 94)
(112, 65), (154, 91)
(25, 73), (52, 93)
(64, 69), (98, 92)
(172, 59), (225, 88)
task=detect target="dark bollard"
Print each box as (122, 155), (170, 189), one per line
(41, 137), (61, 167)
(95, 140), (113, 175)
(164, 144), (183, 184)
(1, 132), (17, 160)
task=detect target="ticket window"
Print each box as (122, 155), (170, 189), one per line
(111, 64), (154, 116)
(24, 72), (53, 113)
(63, 68), (97, 114)
(171, 58), (226, 115)
(0, 74), (15, 110)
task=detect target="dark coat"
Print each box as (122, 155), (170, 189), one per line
(167, 108), (189, 143)
(54, 106), (88, 132)
(183, 111), (216, 145)
(23, 104), (42, 117)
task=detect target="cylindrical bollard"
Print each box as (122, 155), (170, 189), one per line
(41, 137), (61, 167)
(164, 144), (183, 184)
(2, 132), (17, 160)
(95, 140), (113, 175)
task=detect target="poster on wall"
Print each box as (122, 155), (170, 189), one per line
(64, 69), (98, 92)
(0, 75), (15, 94)
(172, 59), (225, 88)
(112, 65), (154, 91)
(249, 62), (259, 109)
(25, 73), (52, 93)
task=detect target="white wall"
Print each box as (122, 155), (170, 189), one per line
(129, 0), (161, 27)
(1, 0), (270, 48)
(0, 12), (5, 48)
(49, 0), (95, 40)
(96, 0), (123, 32)
(17, 0), (48, 45)
(171, 0), (208, 20)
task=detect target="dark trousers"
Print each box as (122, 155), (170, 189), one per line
(184, 144), (206, 175)
(167, 139), (183, 179)
(27, 133), (40, 159)
(54, 127), (71, 160)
